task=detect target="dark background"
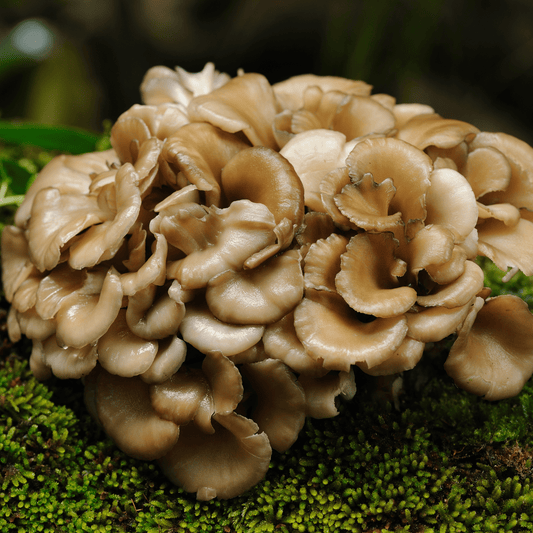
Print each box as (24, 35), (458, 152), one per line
(1, 0), (533, 145)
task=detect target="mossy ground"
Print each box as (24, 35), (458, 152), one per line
(1, 139), (533, 532)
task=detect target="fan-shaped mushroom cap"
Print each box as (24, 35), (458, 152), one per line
(97, 309), (158, 377)
(1, 225), (36, 302)
(280, 129), (350, 212)
(161, 122), (250, 206)
(53, 267), (123, 349)
(424, 168), (478, 243)
(477, 203), (521, 227)
(205, 250), (303, 325)
(149, 367), (214, 431)
(477, 218), (533, 276)
(356, 337), (425, 376)
(10, 307), (55, 342)
(263, 312), (327, 376)
(179, 300), (264, 356)
(293, 289), (408, 372)
(188, 73), (279, 149)
(462, 146), (512, 199)
(327, 172), (403, 232)
(273, 74), (372, 111)
(158, 411), (271, 500)
(242, 358), (306, 452)
(26, 187), (108, 272)
(111, 103), (189, 156)
(95, 370), (180, 460)
(140, 335), (187, 384)
(469, 131), (533, 210)
(345, 137), (433, 238)
(396, 113), (479, 151)
(445, 295), (533, 400)
(160, 200), (278, 289)
(67, 163), (142, 270)
(141, 62), (231, 107)
(41, 334), (98, 379)
(298, 369), (356, 418)
(202, 351), (244, 415)
(15, 150), (117, 229)
(406, 298), (476, 343)
(303, 233), (349, 293)
(392, 103), (434, 129)
(336, 232), (417, 318)
(125, 282), (185, 340)
(120, 233), (168, 296)
(220, 146), (305, 231)
(417, 260), (484, 309)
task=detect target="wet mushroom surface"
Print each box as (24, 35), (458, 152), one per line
(2, 62), (533, 500)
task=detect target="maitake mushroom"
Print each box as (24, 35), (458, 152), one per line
(3, 62), (533, 499)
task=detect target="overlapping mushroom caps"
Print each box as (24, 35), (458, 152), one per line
(3, 62), (533, 500)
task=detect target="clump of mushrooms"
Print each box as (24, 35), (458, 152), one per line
(3, 62), (533, 499)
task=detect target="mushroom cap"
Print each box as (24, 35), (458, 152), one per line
(220, 145), (305, 230)
(298, 369), (356, 418)
(140, 335), (187, 384)
(149, 367), (214, 428)
(161, 199), (278, 289)
(445, 295), (533, 400)
(42, 334), (98, 379)
(15, 150), (117, 229)
(293, 289), (408, 372)
(205, 250), (304, 325)
(179, 299), (264, 357)
(97, 309), (158, 377)
(188, 73), (280, 149)
(273, 74), (372, 112)
(242, 358), (306, 452)
(263, 312), (327, 376)
(344, 137), (433, 238)
(336, 232), (417, 318)
(94, 370), (180, 460)
(280, 129), (349, 212)
(158, 411), (272, 500)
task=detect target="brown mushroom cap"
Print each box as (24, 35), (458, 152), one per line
(158, 411), (271, 500)
(187, 73), (280, 149)
(356, 337), (425, 376)
(280, 129), (350, 212)
(41, 334), (98, 379)
(336, 232), (417, 318)
(140, 335), (187, 384)
(95, 370), (180, 460)
(149, 367), (214, 430)
(220, 146), (305, 230)
(160, 122), (250, 206)
(160, 199), (278, 289)
(273, 74), (372, 112)
(477, 218), (533, 276)
(1, 225), (36, 303)
(179, 299), (265, 356)
(242, 358), (306, 452)
(293, 289), (408, 372)
(205, 250), (304, 325)
(345, 137), (433, 238)
(97, 309), (158, 377)
(298, 369), (356, 418)
(15, 150), (117, 229)
(262, 312), (327, 376)
(445, 295), (533, 400)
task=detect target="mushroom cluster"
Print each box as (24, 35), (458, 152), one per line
(3, 62), (533, 499)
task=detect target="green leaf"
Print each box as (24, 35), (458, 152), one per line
(0, 121), (99, 154)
